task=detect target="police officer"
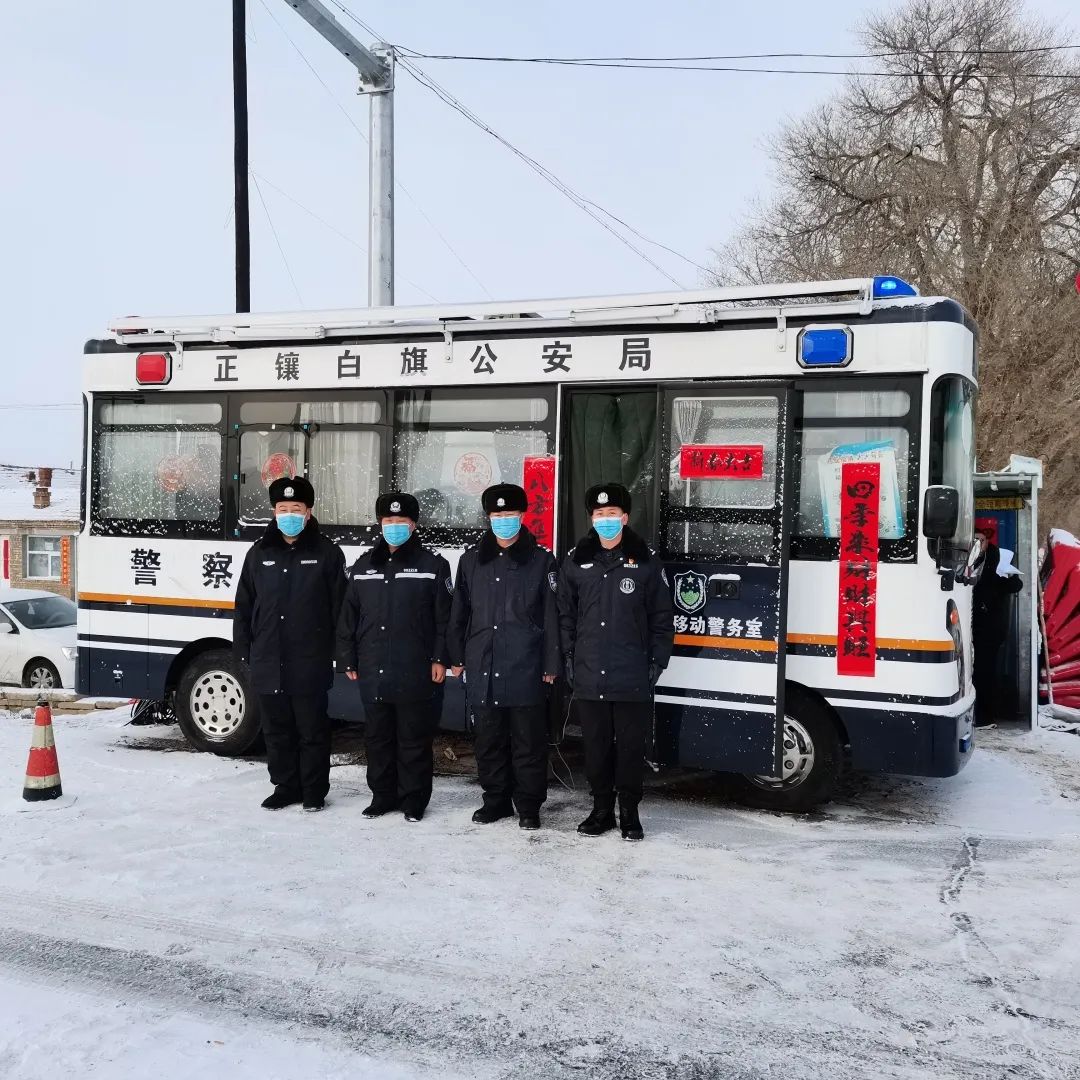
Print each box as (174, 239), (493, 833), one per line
(233, 476), (346, 812)
(448, 483), (560, 830)
(336, 492), (453, 822)
(558, 482), (673, 841)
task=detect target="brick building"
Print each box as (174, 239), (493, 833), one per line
(0, 466), (81, 600)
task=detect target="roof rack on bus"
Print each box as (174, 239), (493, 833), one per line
(109, 277), (914, 344)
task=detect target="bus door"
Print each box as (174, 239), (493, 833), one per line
(657, 385), (794, 776)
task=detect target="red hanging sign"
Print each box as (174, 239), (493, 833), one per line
(837, 461), (880, 676)
(679, 444), (764, 480)
(522, 455), (556, 550)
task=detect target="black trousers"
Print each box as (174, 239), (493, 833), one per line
(363, 700), (436, 815)
(973, 627), (1005, 725)
(258, 692), (331, 800)
(576, 699), (652, 804)
(472, 705), (548, 814)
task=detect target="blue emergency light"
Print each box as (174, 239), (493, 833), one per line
(872, 275), (918, 298)
(797, 327), (852, 368)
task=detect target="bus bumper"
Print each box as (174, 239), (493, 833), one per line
(837, 701), (975, 778)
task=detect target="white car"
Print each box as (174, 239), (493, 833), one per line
(0, 589), (78, 690)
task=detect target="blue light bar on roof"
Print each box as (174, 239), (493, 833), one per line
(872, 275), (918, 298)
(798, 326), (852, 368)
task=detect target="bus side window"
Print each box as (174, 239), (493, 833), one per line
(792, 382), (919, 560)
(93, 400), (224, 536)
(393, 390), (554, 534)
(237, 398), (384, 529)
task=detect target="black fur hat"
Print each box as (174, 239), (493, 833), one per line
(481, 483), (528, 514)
(375, 491), (420, 522)
(268, 476), (314, 507)
(585, 481), (631, 514)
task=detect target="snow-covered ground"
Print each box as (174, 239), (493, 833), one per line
(2, 709), (1079, 1080)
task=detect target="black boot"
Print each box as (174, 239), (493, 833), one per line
(362, 798), (399, 818)
(472, 803), (514, 824)
(577, 796), (617, 836)
(518, 812), (541, 830)
(619, 796), (644, 842)
(261, 787), (301, 811)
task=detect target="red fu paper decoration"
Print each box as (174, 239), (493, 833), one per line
(679, 444), (764, 480)
(837, 461), (880, 676)
(522, 455), (556, 550)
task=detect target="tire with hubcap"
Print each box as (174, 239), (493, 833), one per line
(23, 659), (61, 690)
(734, 687), (842, 812)
(175, 650), (261, 755)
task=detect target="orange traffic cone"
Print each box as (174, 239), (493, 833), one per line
(23, 696), (62, 802)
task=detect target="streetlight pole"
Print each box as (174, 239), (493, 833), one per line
(280, 1), (395, 306)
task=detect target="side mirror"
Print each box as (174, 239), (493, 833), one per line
(923, 485), (960, 591)
(922, 486), (959, 540)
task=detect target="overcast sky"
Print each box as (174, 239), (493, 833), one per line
(1, 0), (1075, 468)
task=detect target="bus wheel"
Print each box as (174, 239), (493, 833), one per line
(175, 650), (261, 756)
(735, 692), (841, 812)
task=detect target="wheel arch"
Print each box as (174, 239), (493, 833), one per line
(165, 637), (234, 699)
(22, 656), (61, 685)
(784, 679), (850, 750)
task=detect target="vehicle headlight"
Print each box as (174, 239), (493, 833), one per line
(61, 647), (77, 661)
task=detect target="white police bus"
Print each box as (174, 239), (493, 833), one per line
(77, 276), (977, 810)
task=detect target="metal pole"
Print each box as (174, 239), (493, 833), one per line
(233, 0), (251, 313)
(368, 45), (394, 306)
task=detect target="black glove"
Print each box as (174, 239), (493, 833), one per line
(564, 653), (575, 688)
(648, 663), (661, 689)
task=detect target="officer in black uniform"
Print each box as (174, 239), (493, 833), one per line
(336, 492), (453, 821)
(447, 483), (560, 830)
(233, 476), (346, 812)
(558, 482), (673, 841)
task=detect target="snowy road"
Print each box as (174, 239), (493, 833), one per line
(1, 710), (1079, 1080)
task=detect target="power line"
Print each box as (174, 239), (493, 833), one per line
(394, 48), (1080, 78)
(252, 170), (442, 302)
(251, 172), (304, 305)
(398, 45), (1080, 62)
(254, 0), (490, 298)
(327, 1), (696, 287)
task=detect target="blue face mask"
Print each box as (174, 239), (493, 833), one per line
(592, 516), (624, 541)
(382, 522), (412, 547)
(276, 512), (306, 538)
(490, 515), (522, 541)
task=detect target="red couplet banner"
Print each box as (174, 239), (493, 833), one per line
(679, 444), (764, 480)
(837, 461), (881, 677)
(522, 456), (556, 550)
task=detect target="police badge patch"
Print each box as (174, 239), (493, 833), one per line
(548, 571), (558, 593)
(597, 491), (609, 504)
(673, 570), (706, 614)
(390, 500), (401, 513)
(284, 486), (294, 498)
(619, 577), (636, 594)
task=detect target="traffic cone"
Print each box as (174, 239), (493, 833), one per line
(23, 696), (62, 802)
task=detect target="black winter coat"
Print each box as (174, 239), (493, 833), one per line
(447, 527), (560, 710)
(233, 518), (347, 695)
(557, 527), (674, 702)
(973, 542), (1023, 640)
(336, 532), (453, 704)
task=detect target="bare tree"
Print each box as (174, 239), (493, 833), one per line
(716, 0), (1080, 530)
